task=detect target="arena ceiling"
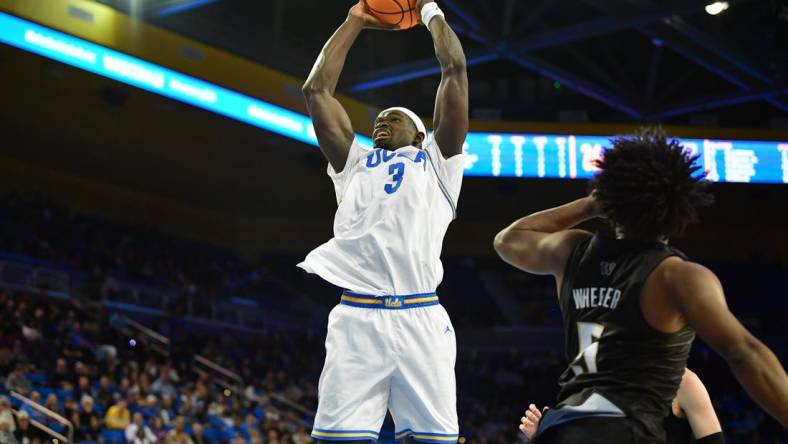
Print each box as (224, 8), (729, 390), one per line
(89, 0), (788, 129)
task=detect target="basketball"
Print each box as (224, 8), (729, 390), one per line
(364, 0), (420, 29)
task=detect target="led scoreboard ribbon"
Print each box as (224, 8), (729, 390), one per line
(2, 12), (787, 184)
(462, 133), (788, 183)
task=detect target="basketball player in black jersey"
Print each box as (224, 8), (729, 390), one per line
(520, 368), (723, 443)
(493, 129), (788, 443)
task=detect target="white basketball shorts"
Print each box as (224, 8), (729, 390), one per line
(311, 291), (458, 443)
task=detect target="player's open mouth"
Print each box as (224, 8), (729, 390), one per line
(374, 129), (390, 141)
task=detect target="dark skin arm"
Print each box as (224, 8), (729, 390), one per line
(662, 259), (788, 428)
(493, 196), (600, 286)
(302, 2), (394, 172)
(417, 0), (468, 158)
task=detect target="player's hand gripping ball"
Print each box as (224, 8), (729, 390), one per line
(362, 0), (421, 29)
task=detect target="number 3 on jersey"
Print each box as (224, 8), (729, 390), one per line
(385, 162), (405, 194)
(571, 322), (605, 375)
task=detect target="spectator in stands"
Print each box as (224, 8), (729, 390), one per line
(162, 364), (181, 386)
(126, 390), (142, 416)
(151, 371), (177, 399)
(143, 394), (158, 413)
(117, 377), (132, 399)
(0, 346), (13, 386)
(249, 428), (263, 444)
(178, 397), (195, 423)
(94, 375), (114, 407)
(78, 396), (100, 434)
(43, 394), (59, 415)
(160, 395), (175, 425)
(105, 399), (130, 430)
(13, 411), (38, 444)
(5, 363), (32, 395)
(63, 397), (80, 427)
(73, 376), (92, 403)
(191, 422), (206, 444)
(49, 358), (72, 390)
(0, 396), (16, 439)
(81, 414), (102, 443)
(266, 428), (280, 444)
(125, 412), (156, 444)
(165, 416), (193, 444)
(292, 427), (311, 444)
(150, 417), (167, 443)
(20, 392), (44, 424)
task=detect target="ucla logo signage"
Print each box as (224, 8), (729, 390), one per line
(384, 297), (404, 308)
(366, 149), (426, 169)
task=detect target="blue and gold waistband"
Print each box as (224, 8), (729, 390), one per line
(340, 291), (439, 309)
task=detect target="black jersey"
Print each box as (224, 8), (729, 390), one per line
(663, 411), (693, 444)
(556, 235), (695, 442)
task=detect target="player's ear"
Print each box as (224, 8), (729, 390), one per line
(414, 132), (425, 147)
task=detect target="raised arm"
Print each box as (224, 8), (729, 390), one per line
(664, 260), (788, 428)
(417, 1), (468, 157)
(302, 3), (392, 172)
(493, 196), (599, 283)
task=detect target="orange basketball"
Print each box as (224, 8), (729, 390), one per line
(364, 0), (420, 29)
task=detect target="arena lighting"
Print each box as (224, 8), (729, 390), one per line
(1, 12), (787, 184)
(705, 1), (730, 15)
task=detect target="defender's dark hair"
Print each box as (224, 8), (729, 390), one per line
(590, 128), (714, 240)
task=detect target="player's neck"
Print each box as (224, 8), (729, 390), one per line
(615, 227), (669, 244)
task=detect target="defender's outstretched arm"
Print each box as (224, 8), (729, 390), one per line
(664, 260), (788, 428)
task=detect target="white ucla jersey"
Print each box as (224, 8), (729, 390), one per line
(298, 137), (466, 295)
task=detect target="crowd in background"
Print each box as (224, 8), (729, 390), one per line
(0, 194), (786, 444)
(0, 291), (317, 444)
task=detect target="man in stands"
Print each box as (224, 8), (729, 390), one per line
(13, 410), (40, 444)
(0, 395), (16, 441)
(105, 398), (131, 430)
(166, 415), (194, 444)
(5, 363), (32, 395)
(126, 411), (157, 444)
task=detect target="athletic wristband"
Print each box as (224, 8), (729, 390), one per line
(421, 3), (445, 29)
(696, 432), (725, 444)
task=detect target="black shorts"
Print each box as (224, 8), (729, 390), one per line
(533, 417), (639, 444)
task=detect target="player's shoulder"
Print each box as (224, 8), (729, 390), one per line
(653, 257), (721, 294)
(424, 137), (464, 161)
(351, 137), (372, 152)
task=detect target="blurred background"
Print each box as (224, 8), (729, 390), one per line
(0, 0), (786, 443)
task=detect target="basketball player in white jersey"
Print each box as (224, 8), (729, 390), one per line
(299, 0), (468, 442)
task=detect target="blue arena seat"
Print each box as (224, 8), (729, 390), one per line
(100, 429), (126, 444)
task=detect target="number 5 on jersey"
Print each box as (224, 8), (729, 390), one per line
(571, 322), (605, 375)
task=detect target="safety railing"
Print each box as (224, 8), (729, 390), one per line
(194, 354), (316, 424)
(11, 408), (69, 443)
(10, 391), (74, 443)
